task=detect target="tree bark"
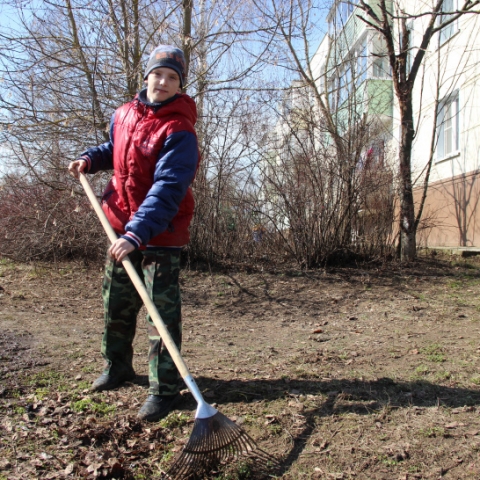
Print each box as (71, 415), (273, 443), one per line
(398, 94), (416, 260)
(182, 0), (193, 87)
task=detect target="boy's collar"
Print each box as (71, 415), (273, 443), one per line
(138, 88), (180, 109)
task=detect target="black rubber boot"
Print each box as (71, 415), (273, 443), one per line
(137, 394), (178, 422)
(90, 369), (136, 392)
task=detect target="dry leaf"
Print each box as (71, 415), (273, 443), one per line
(264, 415), (277, 424)
(87, 462), (103, 473)
(445, 422), (461, 429)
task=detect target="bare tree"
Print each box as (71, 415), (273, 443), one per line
(170, 0), (282, 263)
(354, 0), (480, 259)
(0, 0), (279, 263)
(0, 0), (177, 174)
(0, 0), (181, 260)
(255, 78), (395, 267)
(250, 0), (480, 262)
(246, 0), (396, 266)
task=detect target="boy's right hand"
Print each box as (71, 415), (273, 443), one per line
(68, 158), (87, 179)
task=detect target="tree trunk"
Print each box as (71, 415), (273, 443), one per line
(398, 96), (416, 261)
(182, 0), (193, 86)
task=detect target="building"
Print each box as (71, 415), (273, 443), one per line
(407, 4), (480, 247)
(311, 0), (480, 248)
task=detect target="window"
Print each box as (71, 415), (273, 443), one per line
(339, 72), (347, 105)
(328, 76), (338, 110)
(372, 56), (391, 78)
(338, 65), (352, 106)
(356, 43), (368, 86)
(405, 21), (414, 74)
(345, 64), (352, 93)
(437, 90), (459, 160)
(439, 0), (458, 45)
(331, 0), (359, 33)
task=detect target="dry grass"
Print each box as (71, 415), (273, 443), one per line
(1, 253), (480, 479)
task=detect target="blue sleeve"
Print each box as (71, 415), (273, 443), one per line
(81, 114), (115, 173)
(124, 130), (198, 244)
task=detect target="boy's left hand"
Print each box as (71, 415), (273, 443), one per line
(108, 238), (135, 262)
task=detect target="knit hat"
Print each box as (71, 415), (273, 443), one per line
(144, 45), (186, 87)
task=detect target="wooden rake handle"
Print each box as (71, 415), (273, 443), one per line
(79, 173), (191, 380)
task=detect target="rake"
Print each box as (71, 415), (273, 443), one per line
(79, 173), (277, 479)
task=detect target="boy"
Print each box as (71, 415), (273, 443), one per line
(68, 45), (199, 422)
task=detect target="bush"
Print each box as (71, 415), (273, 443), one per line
(0, 174), (107, 262)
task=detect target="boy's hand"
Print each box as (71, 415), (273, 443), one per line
(68, 158), (87, 179)
(108, 238), (135, 262)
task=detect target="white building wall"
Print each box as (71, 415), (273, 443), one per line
(396, 0), (480, 246)
(310, 0), (480, 247)
(311, 34), (330, 92)
(312, 0), (480, 182)
(406, 5), (480, 185)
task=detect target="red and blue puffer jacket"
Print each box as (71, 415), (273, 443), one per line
(82, 91), (199, 248)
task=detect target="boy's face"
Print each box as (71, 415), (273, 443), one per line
(145, 67), (182, 103)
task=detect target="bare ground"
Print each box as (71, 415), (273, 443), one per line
(1, 253), (480, 479)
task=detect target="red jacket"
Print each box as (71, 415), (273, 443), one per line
(83, 92), (199, 247)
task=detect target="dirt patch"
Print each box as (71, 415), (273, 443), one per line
(1, 255), (480, 479)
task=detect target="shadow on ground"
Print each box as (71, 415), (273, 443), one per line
(166, 375), (480, 477)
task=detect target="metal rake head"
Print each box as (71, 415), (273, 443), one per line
(165, 410), (279, 479)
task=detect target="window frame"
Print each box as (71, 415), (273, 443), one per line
(355, 41), (368, 87)
(371, 56), (391, 79)
(438, 0), (458, 46)
(330, 0), (360, 34)
(436, 90), (460, 162)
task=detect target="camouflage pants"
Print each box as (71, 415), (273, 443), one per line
(101, 248), (182, 396)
